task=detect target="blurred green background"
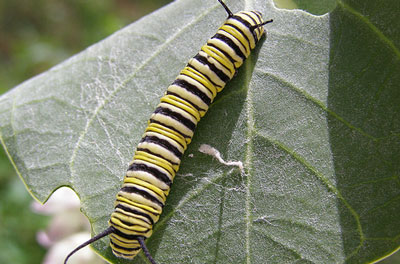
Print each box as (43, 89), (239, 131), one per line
(0, 0), (399, 263)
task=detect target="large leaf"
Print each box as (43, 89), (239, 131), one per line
(0, 0), (399, 263)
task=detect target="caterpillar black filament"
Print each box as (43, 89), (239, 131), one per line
(64, 1), (272, 263)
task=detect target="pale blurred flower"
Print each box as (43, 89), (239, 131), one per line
(32, 187), (105, 264)
(43, 232), (103, 264)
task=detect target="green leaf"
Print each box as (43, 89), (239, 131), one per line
(1, 0), (399, 263)
(274, 0), (337, 15)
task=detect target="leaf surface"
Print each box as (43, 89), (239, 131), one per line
(0, 0), (399, 263)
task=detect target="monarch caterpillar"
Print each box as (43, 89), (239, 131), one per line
(64, 1), (272, 263)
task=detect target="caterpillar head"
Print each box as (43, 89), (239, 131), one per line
(229, 11), (272, 49)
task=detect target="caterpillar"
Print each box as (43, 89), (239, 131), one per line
(64, 1), (272, 263)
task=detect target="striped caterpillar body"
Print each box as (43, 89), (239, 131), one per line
(65, 1), (272, 263)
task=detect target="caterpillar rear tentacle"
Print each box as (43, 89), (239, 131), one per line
(64, 227), (115, 264)
(138, 236), (157, 264)
(64, 1), (272, 263)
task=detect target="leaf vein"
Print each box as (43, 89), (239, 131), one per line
(255, 68), (382, 141)
(68, 5), (221, 184)
(338, 1), (400, 60)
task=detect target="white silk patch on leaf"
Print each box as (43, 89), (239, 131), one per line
(198, 144), (244, 174)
